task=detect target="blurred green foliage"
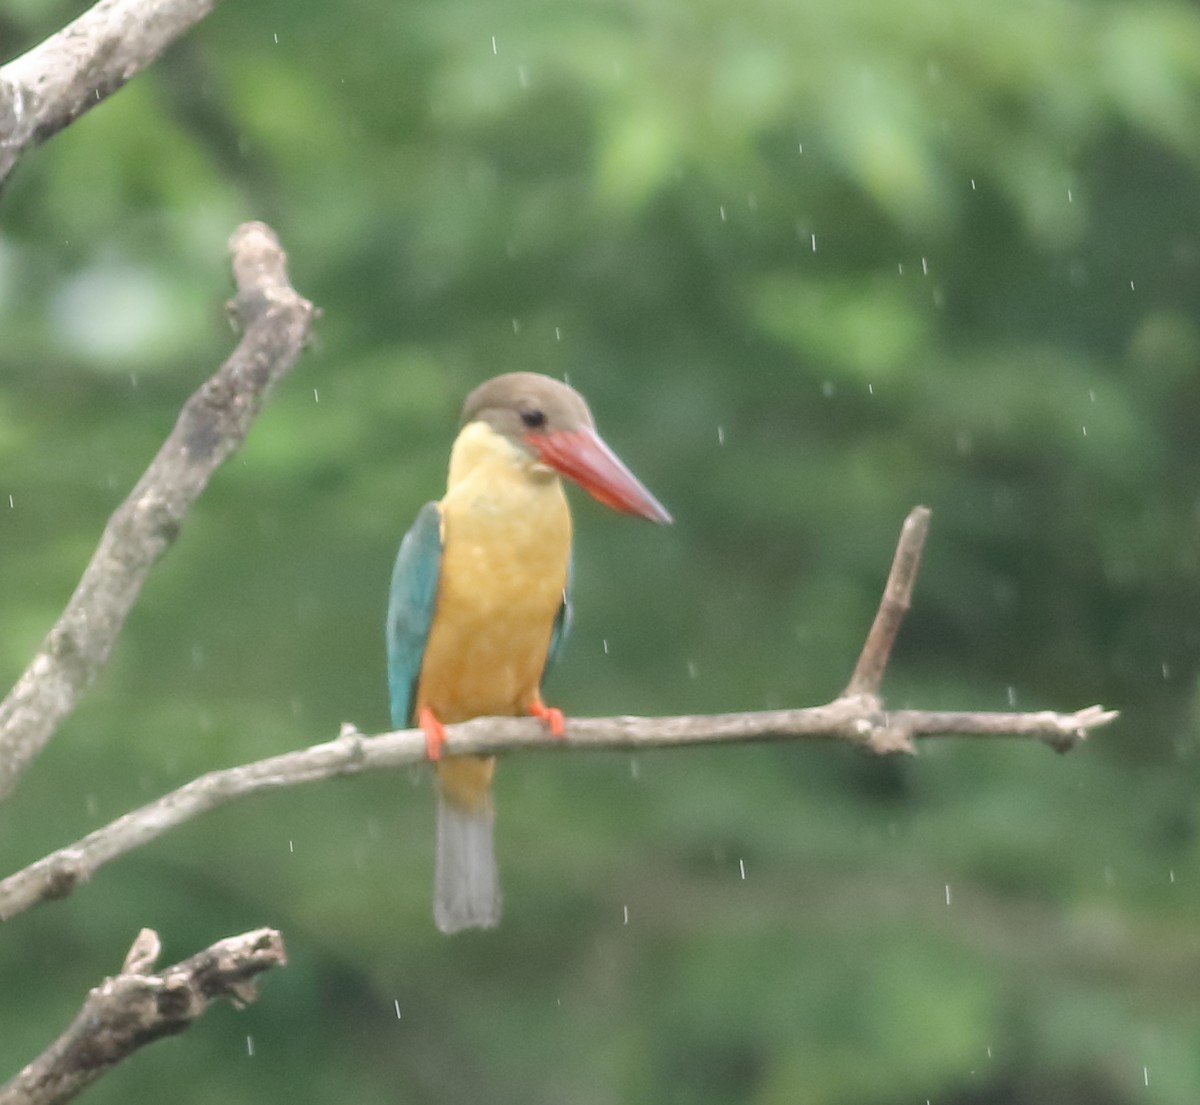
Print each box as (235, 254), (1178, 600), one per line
(3, 0), (1200, 1102)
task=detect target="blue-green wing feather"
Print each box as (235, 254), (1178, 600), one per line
(541, 553), (572, 685)
(386, 501), (443, 728)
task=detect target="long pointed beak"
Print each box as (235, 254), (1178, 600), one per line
(529, 427), (673, 524)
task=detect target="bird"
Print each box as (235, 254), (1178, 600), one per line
(386, 372), (672, 934)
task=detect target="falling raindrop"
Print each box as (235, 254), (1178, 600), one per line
(686, 660), (698, 679)
(511, 318), (520, 334)
(921, 256), (929, 275)
(1006, 686), (1017, 707)
(623, 905), (629, 924)
(810, 233), (817, 253)
(491, 35), (497, 55)
(944, 884), (952, 905)
(288, 840), (294, 853)
(602, 639), (609, 654)
(247, 1036), (255, 1057)
(554, 327), (561, 341)
(739, 859), (746, 880)
(313, 388), (319, 403)
(394, 999), (402, 1019)
(718, 205), (727, 222)
(716, 425), (725, 445)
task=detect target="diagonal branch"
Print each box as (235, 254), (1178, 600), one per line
(0, 222), (315, 801)
(0, 0), (219, 187)
(0, 927), (285, 1105)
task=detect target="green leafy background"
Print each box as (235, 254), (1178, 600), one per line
(3, 0), (1200, 1102)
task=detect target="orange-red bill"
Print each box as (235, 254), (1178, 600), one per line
(529, 427), (673, 524)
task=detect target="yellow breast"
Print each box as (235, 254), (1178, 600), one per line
(416, 421), (572, 725)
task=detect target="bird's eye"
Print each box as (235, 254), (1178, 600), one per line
(520, 408), (547, 429)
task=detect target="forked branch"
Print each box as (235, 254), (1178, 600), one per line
(0, 506), (1119, 923)
(0, 928), (285, 1105)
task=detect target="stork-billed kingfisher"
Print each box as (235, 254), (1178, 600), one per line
(387, 372), (671, 934)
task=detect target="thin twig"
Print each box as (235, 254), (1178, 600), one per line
(0, 222), (314, 801)
(0, 699), (1117, 922)
(0, 0), (219, 186)
(844, 505), (931, 698)
(0, 927), (285, 1105)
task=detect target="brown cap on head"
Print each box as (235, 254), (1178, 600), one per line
(461, 372), (594, 440)
(460, 372), (672, 524)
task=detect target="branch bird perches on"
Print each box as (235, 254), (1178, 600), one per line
(0, 501), (1118, 923)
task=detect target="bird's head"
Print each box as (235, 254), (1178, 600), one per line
(461, 372), (672, 524)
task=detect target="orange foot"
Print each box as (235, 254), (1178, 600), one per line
(528, 696), (566, 738)
(418, 706), (447, 762)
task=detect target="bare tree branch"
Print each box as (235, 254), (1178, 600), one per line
(845, 505), (931, 697)
(0, 222), (315, 801)
(0, 702), (1118, 921)
(0, 927), (285, 1105)
(0, 498), (1118, 924)
(0, 0), (219, 186)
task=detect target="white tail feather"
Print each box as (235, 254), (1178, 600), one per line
(434, 794), (501, 933)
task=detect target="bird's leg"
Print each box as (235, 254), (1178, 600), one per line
(418, 706), (448, 762)
(527, 693), (565, 738)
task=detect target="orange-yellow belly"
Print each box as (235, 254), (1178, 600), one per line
(417, 550), (564, 723)
(417, 453), (571, 809)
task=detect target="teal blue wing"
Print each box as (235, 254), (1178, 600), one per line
(386, 501), (443, 728)
(541, 553), (572, 684)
